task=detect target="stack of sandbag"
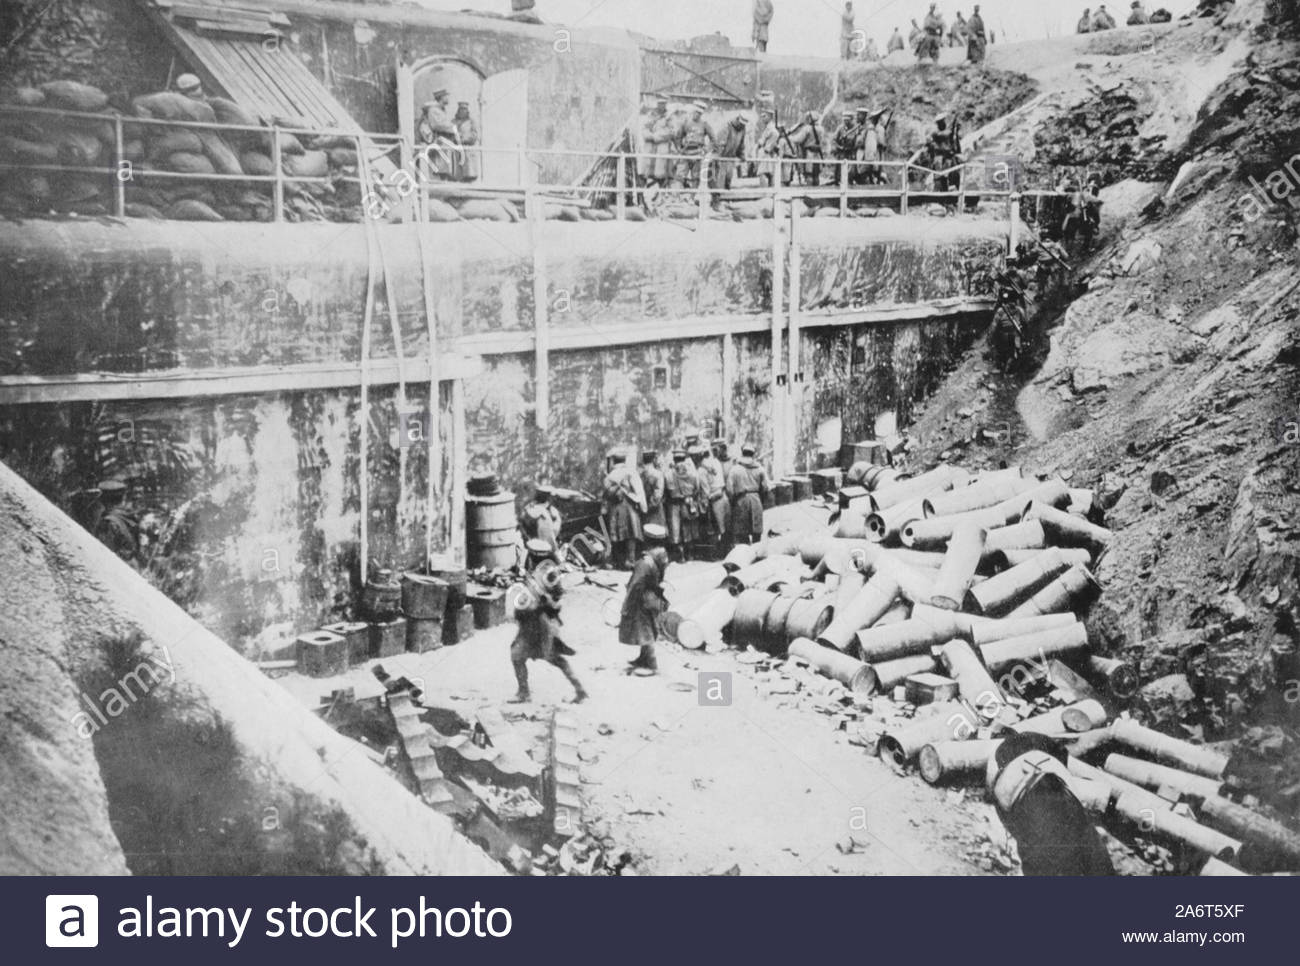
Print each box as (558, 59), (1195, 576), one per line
(0, 81), (117, 215)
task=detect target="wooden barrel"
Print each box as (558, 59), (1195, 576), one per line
(426, 554), (468, 611)
(361, 570), (402, 622)
(465, 491), (517, 570)
(731, 590), (778, 647)
(401, 572), (450, 619)
(784, 596), (834, 644)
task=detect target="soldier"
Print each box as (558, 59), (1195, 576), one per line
(603, 450), (646, 569)
(664, 448), (701, 562)
(989, 733), (1114, 875)
(1127, 1), (1150, 24)
(1092, 4), (1118, 29)
(908, 18), (924, 51)
(1077, 8), (1093, 33)
(754, 108), (781, 187)
(619, 525), (670, 675)
(716, 114), (750, 193)
(859, 107), (891, 185)
(509, 561), (587, 704)
(949, 11), (969, 47)
(417, 89), (459, 180)
(727, 443), (770, 546)
(642, 97), (676, 186)
(753, 0), (775, 54)
(918, 4), (945, 63)
(675, 101), (717, 190)
(692, 443), (730, 557)
(174, 73), (206, 101)
(840, 2), (857, 60)
(886, 26), (906, 54)
(640, 450), (667, 531)
(454, 101), (479, 181)
(926, 113), (962, 193)
(520, 485), (563, 557)
(967, 5), (988, 64)
(788, 110), (824, 187)
(832, 108), (860, 187)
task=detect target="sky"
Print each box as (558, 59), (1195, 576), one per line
(413, 0), (1198, 56)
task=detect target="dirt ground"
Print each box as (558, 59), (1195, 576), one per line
(278, 503), (1008, 877)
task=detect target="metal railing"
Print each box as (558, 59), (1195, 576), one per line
(0, 104), (1068, 230)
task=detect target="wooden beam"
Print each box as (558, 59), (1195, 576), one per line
(770, 199), (786, 474)
(785, 202), (802, 477)
(720, 331), (734, 437)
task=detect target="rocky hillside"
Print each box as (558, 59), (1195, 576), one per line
(909, 0), (1300, 804)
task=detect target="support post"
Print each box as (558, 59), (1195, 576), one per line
(615, 154), (627, 221)
(451, 376), (467, 565)
(112, 115), (126, 218)
(721, 331), (734, 437)
(785, 200), (802, 478)
(1008, 192), (1021, 255)
(900, 163), (909, 216)
(271, 124), (284, 223)
(529, 188), (550, 432)
(840, 161), (848, 217)
(770, 194), (786, 477)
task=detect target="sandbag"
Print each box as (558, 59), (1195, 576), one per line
(162, 151), (216, 174)
(124, 202), (165, 219)
(9, 87), (45, 107)
(166, 198), (224, 221)
(122, 139), (145, 162)
(60, 177), (102, 203)
(239, 150), (275, 176)
(305, 134), (353, 151)
(425, 198), (461, 222)
(40, 80), (108, 112)
(22, 172), (52, 201)
(55, 130), (102, 165)
(580, 207), (615, 221)
(623, 208), (647, 222)
(207, 97), (258, 129)
(132, 92), (216, 124)
(283, 150), (328, 179)
(147, 129), (204, 159)
(161, 186), (217, 206)
(262, 130), (304, 156)
(456, 199), (513, 222)
(216, 205), (250, 221)
(198, 131), (243, 175)
(327, 146), (358, 168)
(0, 135), (57, 164)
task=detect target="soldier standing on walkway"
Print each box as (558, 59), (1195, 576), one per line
(753, 0), (775, 53)
(727, 443), (770, 546)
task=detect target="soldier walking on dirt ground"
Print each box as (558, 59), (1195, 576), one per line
(620, 525), (670, 676)
(509, 563), (587, 705)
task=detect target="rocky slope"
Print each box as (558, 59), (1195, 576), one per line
(909, 0), (1300, 796)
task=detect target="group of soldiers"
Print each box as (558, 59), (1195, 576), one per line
(601, 440), (771, 568)
(900, 3), (990, 64)
(1077, 3), (1171, 31)
(415, 87), (481, 181)
(508, 440), (771, 703)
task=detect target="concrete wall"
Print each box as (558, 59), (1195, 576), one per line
(0, 216), (1005, 647)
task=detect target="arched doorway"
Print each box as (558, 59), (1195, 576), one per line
(397, 57), (531, 186)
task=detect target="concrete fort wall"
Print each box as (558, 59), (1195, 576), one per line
(0, 216), (1005, 648)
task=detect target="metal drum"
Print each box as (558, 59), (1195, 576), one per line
(731, 590), (778, 647)
(784, 595), (835, 645)
(761, 594), (800, 654)
(465, 491), (517, 570)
